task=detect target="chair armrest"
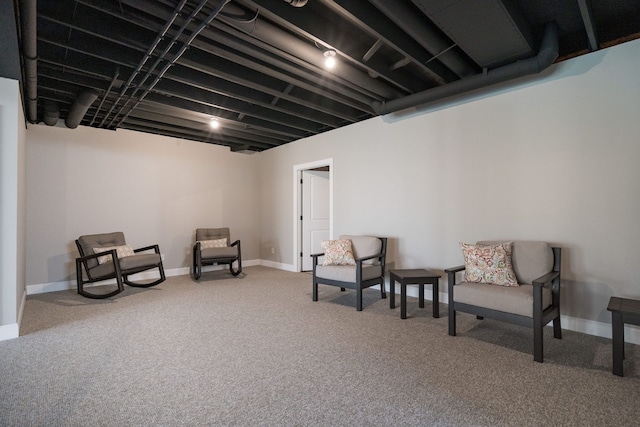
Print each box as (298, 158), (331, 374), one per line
(532, 271), (560, 287)
(310, 252), (324, 267)
(134, 244), (161, 254)
(77, 249), (117, 264)
(231, 240), (240, 247)
(444, 265), (466, 274)
(356, 252), (384, 264)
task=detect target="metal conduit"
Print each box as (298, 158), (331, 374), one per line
(218, 3), (404, 100)
(90, 67), (120, 126)
(372, 22), (559, 115)
(98, 0), (189, 128)
(107, 0), (212, 128)
(113, 0), (231, 128)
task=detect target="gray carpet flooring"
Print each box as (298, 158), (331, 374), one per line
(1, 266), (639, 426)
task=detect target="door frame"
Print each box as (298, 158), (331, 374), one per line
(293, 158), (333, 272)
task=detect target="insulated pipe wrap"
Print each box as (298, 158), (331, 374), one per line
(65, 89), (99, 129)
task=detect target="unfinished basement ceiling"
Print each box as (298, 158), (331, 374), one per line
(9, 0), (640, 152)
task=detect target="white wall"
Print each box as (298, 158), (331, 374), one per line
(0, 77), (26, 341)
(256, 39), (640, 335)
(26, 125), (260, 288)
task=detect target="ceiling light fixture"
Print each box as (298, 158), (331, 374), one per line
(323, 50), (336, 69)
(210, 118), (220, 129)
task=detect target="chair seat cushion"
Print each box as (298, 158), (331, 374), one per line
(201, 246), (238, 259)
(89, 253), (161, 278)
(454, 282), (552, 318)
(315, 264), (382, 283)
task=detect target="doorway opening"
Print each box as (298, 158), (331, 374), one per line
(293, 159), (333, 272)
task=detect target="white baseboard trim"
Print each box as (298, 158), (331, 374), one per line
(259, 260), (296, 272)
(24, 263), (640, 345)
(26, 259), (263, 295)
(380, 283), (640, 345)
(0, 323), (19, 341)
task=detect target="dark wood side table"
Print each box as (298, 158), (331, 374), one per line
(607, 296), (640, 376)
(389, 269), (441, 319)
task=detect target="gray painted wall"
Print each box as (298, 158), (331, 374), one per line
(0, 77), (26, 340)
(19, 38), (640, 341)
(256, 38), (640, 329)
(25, 125), (260, 286)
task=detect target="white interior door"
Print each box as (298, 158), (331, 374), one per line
(301, 170), (330, 271)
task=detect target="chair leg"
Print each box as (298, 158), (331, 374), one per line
(533, 321), (544, 363)
(312, 281), (318, 301)
(553, 316), (562, 339)
(123, 263), (166, 288)
(229, 258), (242, 276)
(448, 305), (456, 336)
(356, 287), (363, 311)
(78, 276), (125, 299)
(380, 280), (387, 299)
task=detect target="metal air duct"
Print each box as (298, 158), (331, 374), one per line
(42, 101), (59, 126)
(65, 89), (99, 129)
(372, 22), (558, 115)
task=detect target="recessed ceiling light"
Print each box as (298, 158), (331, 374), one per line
(210, 118), (220, 129)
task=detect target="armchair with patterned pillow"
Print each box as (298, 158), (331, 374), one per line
(193, 227), (242, 280)
(445, 241), (562, 362)
(311, 235), (387, 311)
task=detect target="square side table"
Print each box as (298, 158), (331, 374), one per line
(389, 269), (441, 319)
(607, 296), (640, 376)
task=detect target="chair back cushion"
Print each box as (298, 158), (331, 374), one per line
(339, 235), (382, 265)
(78, 232), (127, 269)
(196, 228), (231, 246)
(477, 241), (554, 285)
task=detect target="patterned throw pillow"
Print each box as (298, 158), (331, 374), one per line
(198, 238), (228, 249)
(93, 245), (135, 265)
(460, 242), (518, 286)
(321, 239), (356, 266)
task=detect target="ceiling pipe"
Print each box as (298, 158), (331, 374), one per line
(99, 0), (190, 128)
(19, 0), (38, 123)
(219, 2), (403, 100)
(42, 100), (60, 126)
(65, 89), (99, 129)
(372, 22), (558, 115)
(113, 0), (231, 128)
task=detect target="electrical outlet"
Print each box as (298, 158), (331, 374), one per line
(271, 247), (275, 254)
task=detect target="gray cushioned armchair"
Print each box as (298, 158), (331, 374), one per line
(75, 231), (165, 299)
(445, 240), (562, 362)
(193, 228), (242, 280)
(312, 235), (387, 311)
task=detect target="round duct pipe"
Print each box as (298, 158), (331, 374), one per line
(42, 100), (60, 126)
(284, 0), (308, 6)
(65, 89), (99, 129)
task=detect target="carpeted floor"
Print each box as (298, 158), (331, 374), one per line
(1, 266), (639, 426)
